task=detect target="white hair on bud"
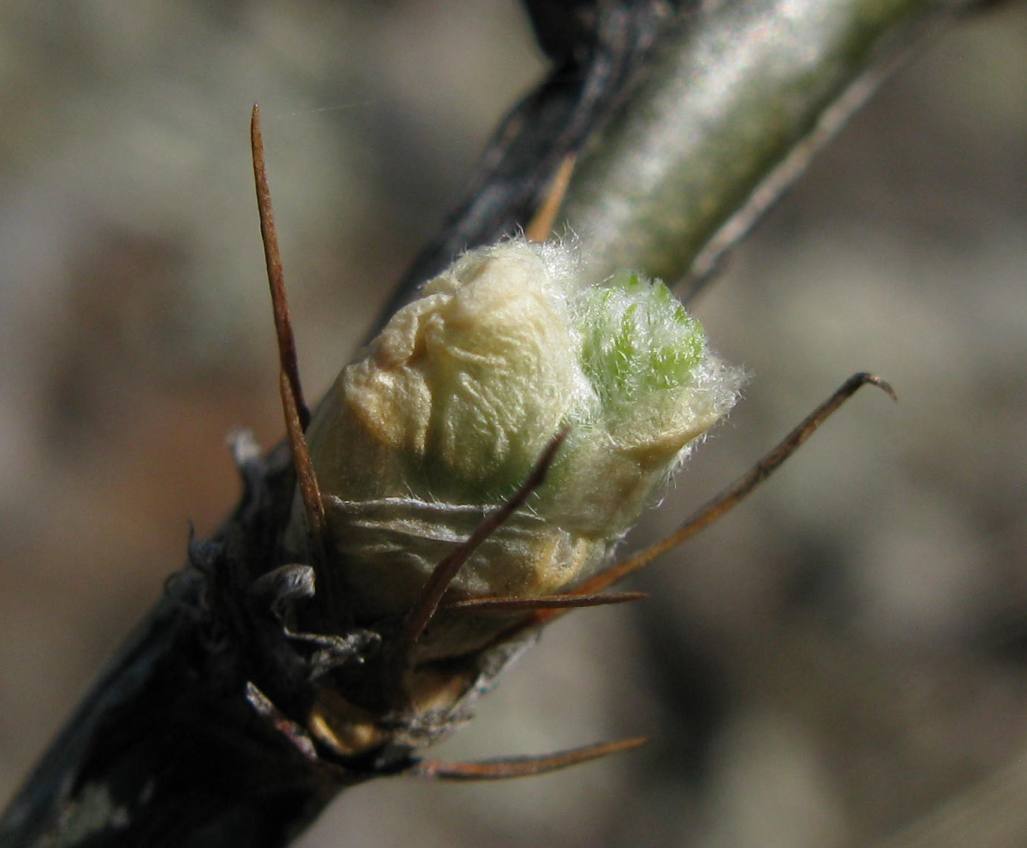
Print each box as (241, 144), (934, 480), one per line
(293, 238), (743, 654)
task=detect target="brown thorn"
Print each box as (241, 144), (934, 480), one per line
(279, 371), (326, 542)
(392, 428), (569, 673)
(278, 359), (341, 620)
(533, 373), (896, 625)
(525, 154), (576, 242)
(251, 103), (310, 429)
(252, 103), (324, 542)
(252, 105), (338, 620)
(445, 591), (646, 613)
(412, 736), (646, 781)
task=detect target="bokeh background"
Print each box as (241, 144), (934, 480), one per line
(1, 2), (1024, 846)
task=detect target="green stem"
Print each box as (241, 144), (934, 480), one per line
(562, 0), (968, 296)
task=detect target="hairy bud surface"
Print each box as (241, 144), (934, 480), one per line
(297, 239), (742, 642)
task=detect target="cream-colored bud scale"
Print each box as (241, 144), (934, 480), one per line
(295, 239), (742, 654)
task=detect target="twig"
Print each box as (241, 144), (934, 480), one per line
(561, 0), (971, 296)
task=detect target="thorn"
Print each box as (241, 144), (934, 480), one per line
(412, 736), (646, 781)
(525, 154), (576, 242)
(251, 103), (310, 429)
(279, 370), (327, 536)
(251, 105), (338, 620)
(391, 429), (569, 680)
(445, 591), (646, 613)
(251, 104), (323, 537)
(278, 314), (339, 624)
(533, 373), (896, 624)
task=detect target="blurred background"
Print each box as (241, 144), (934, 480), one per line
(0, 2), (1024, 846)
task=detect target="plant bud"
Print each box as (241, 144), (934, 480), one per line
(297, 239), (741, 651)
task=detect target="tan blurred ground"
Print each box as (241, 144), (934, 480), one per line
(0, 3), (1024, 847)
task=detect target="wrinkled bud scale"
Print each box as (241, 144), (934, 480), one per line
(297, 239), (741, 643)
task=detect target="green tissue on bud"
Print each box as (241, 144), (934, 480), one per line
(297, 239), (741, 654)
(579, 271), (704, 403)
